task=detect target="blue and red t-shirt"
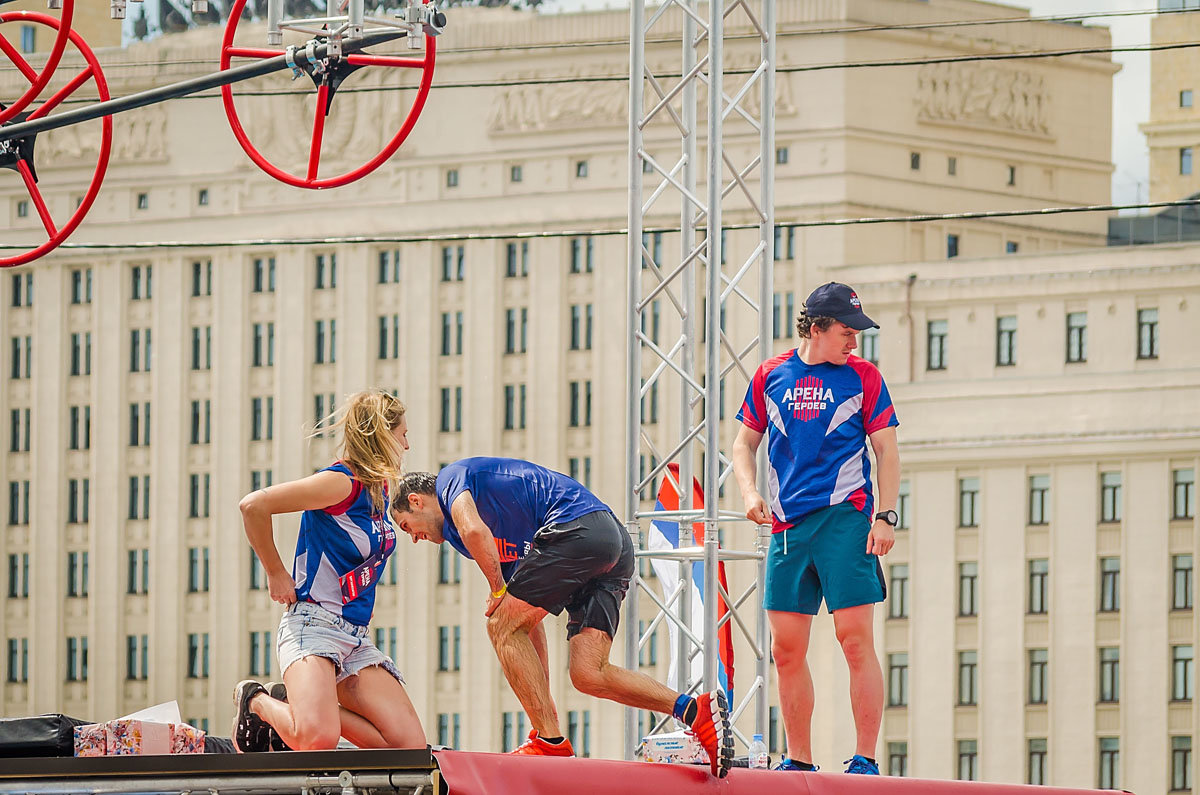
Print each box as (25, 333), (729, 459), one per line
(736, 351), (898, 531)
(436, 457), (611, 580)
(292, 462), (397, 627)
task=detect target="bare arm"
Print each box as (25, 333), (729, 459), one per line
(239, 469), (353, 604)
(450, 491), (506, 597)
(866, 426), (900, 555)
(732, 423), (770, 524)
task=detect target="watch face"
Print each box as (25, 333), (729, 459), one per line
(879, 510), (898, 526)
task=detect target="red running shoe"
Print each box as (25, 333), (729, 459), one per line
(687, 689), (734, 778)
(510, 730), (576, 757)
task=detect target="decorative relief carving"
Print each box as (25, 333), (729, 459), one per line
(488, 52), (795, 135)
(37, 104), (169, 164)
(915, 63), (1050, 137)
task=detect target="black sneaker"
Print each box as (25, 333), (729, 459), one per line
(231, 680), (270, 753)
(265, 681), (293, 752)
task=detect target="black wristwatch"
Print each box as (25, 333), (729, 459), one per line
(875, 510), (899, 527)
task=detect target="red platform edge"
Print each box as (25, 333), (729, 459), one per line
(431, 750), (1121, 795)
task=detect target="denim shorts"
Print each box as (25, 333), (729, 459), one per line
(277, 601), (404, 685)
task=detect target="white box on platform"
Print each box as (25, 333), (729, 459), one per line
(639, 730), (705, 764)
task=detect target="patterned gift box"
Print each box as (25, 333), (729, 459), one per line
(170, 722), (206, 754)
(73, 723), (107, 757)
(104, 718), (171, 755)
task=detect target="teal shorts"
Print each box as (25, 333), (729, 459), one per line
(764, 503), (886, 615)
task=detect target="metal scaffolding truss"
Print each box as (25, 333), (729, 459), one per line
(623, 0), (775, 760)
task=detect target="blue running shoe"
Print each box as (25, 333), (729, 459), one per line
(844, 755), (880, 775)
(773, 758), (818, 772)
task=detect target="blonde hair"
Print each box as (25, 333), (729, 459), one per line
(319, 390), (407, 514)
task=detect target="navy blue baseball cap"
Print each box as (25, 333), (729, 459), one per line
(803, 282), (879, 330)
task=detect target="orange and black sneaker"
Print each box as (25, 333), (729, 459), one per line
(510, 730), (576, 757)
(687, 689), (734, 778)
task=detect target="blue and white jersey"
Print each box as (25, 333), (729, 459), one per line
(292, 462), (397, 627)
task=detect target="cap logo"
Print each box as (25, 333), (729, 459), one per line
(849, 292), (861, 308)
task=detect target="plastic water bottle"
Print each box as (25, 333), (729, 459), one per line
(749, 733), (769, 769)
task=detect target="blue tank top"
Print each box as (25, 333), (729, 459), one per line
(292, 462), (396, 627)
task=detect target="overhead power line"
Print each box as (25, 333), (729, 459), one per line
(3, 198), (1196, 251)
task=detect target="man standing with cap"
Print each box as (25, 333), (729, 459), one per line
(731, 282), (900, 775)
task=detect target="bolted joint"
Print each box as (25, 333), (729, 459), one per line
(110, 0), (126, 19)
(192, 0), (209, 12)
(46, 0), (62, 10)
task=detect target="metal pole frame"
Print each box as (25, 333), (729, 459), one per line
(625, 0), (776, 759)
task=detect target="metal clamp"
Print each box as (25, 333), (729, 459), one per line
(284, 45), (304, 79)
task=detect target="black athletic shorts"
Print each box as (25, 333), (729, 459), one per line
(505, 510), (634, 640)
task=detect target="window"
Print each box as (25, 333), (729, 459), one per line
(897, 480), (911, 529)
(10, 335), (31, 379)
(1098, 737), (1119, 789)
(253, 257), (276, 292)
(67, 478), (89, 524)
(1174, 646), (1194, 701)
(910, 152), (920, 170)
(888, 564), (909, 619)
(251, 396), (274, 441)
(641, 299), (662, 345)
(958, 562), (979, 616)
(136, 192), (149, 210)
(887, 653), (908, 706)
(568, 457), (592, 489)
(314, 319), (337, 363)
(767, 706), (782, 754)
(190, 326), (212, 370)
(127, 549), (149, 594)
(860, 327), (879, 365)
(1067, 312), (1088, 363)
(439, 245), (465, 281)
(1006, 165), (1017, 186)
(249, 549), (266, 590)
(946, 234), (959, 259)
(1099, 647), (1120, 702)
(127, 475), (150, 520)
(566, 710), (592, 757)
(503, 384), (527, 431)
(641, 379), (658, 424)
(996, 315), (1017, 366)
(249, 630), (272, 676)
(946, 155), (958, 176)
(1028, 739), (1047, 785)
(1173, 736), (1192, 792)
(378, 249), (401, 284)
(569, 381), (593, 427)
(70, 268), (92, 304)
(10, 272), (32, 307)
(445, 168), (459, 188)
(130, 265), (153, 300)
(313, 393), (335, 435)
(437, 626), (461, 671)
(640, 231), (663, 268)
(185, 547), (210, 592)
(187, 633), (210, 679)
(314, 253), (338, 290)
(957, 740), (978, 781)
(374, 626), (398, 658)
(1100, 472), (1122, 523)
(772, 292), (795, 340)
(190, 260), (213, 297)
(510, 164), (523, 183)
(190, 400), (211, 445)
(638, 621), (658, 667)
(1006, 240), (1019, 254)
(437, 544), (462, 585)
(188, 475), (211, 519)
(252, 323), (275, 367)
(1184, 148), (1194, 177)
(1176, 469), (1196, 519)
(19, 23), (35, 53)
(504, 241), (529, 278)
(125, 635), (148, 680)
(958, 477), (979, 527)
(1175, 554), (1193, 610)
(438, 387), (463, 433)
(958, 650), (978, 705)
(378, 314), (400, 360)
(65, 636), (88, 682)
(1029, 559), (1049, 614)
(1029, 475), (1050, 525)
(1183, 90), (1195, 109)
(8, 407), (29, 453)
(887, 742), (908, 777)
(66, 551), (88, 597)
(773, 225), (795, 260)
(128, 402), (151, 447)
(1100, 557), (1120, 612)
(575, 160), (589, 178)
(8, 480), (30, 526)
(503, 308), (529, 354)
(68, 405), (91, 450)
(5, 639), (28, 683)
(501, 712), (528, 753)
(927, 320), (948, 370)
(569, 304), (594, 351)
(1028, 648), (1048, 704)
(7, 553), (27, 598)
(570, 236), (595, 274)
(1137, 308), (1159, 359)
(775, 146), (789, 165)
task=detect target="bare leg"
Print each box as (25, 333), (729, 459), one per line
(530, 619), (551, 683)
(335, 665), (426, 748)
(250, 656), (342, 750)
(832, 604), (883, 759)
(566, 628), (680, 713)
(486, 595), (560, 737)
(767, 610), (815, 764)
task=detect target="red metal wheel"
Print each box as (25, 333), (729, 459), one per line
(0, 12), (110, 268)
(219, 0), (436, 190)
(0, 2), (75, 126)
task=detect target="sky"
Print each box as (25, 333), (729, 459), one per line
(549, 0), (1158, 207)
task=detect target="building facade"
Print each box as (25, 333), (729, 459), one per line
(1143, 3), (1200, 202)
(3, 3), (1193, 794)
